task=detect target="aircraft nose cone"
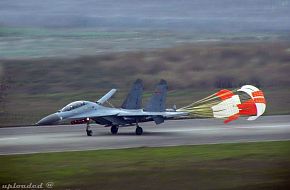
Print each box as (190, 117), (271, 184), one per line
(36, 113), (60, 125)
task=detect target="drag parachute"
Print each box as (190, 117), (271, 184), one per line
(177, 85), (266, 123)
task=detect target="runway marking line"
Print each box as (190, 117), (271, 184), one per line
(0, 137), (19, 141)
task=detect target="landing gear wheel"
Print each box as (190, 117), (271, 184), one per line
(86, 130), (93, 136)
(111, 125), (118, 135)
(135, 127), (143, 135)
(86, 120), (92, 136)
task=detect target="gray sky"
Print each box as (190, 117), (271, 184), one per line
(0, 0), (290, 32)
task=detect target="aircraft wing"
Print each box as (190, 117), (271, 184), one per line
(117, 110), (188, 118)
(65, 108), (188, 126)
(117, 110), (188, 125)
(69, 109), (187, 120)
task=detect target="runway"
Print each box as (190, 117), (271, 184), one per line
(0, 115), (290, 155)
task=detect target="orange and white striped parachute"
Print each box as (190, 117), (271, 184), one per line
(237, 85), (266, 121)
(177, 85), (266, 123)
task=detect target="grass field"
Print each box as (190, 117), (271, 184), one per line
(0, 27), (229, 59)
(1, 27), (285, 59)
(1, 141), (290, 190)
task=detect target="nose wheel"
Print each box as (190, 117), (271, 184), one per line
(86, 129), (93, 136)
(86, 120), (92, 136)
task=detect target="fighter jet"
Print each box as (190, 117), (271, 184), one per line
(36, 79), (187, 136)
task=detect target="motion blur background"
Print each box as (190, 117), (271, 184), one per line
(0, 0), (290, 125)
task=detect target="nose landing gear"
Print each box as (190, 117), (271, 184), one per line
(86, 118), (92, 136)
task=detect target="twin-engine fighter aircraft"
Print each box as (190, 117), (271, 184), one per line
(37, 80), (266, 136)
(37, 79), (187, 136)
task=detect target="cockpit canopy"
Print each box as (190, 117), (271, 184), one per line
(61, 101), (87, 112)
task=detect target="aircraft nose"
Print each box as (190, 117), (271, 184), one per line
(36, 113), (60, 125)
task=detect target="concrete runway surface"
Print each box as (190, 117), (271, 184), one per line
(0, 115), (290, 155)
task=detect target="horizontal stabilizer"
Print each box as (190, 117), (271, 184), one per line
(96, 89), (117, 104)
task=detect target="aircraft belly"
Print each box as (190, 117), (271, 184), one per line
(92, 117), (111, 125)
(101, 116), (129, 125)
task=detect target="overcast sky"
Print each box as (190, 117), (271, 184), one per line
(0, 0), (289, 32)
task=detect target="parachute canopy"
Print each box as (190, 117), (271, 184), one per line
(177, 85), (266, 123)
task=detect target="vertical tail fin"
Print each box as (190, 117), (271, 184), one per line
(145, 79), (168, 112)
(121, 79), (143, 109)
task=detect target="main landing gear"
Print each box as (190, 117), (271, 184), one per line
(135, 124), (143, 135)
(111, 125), (119, 135)
(134, 120), (143, 135)
(86, 119), (93, 136)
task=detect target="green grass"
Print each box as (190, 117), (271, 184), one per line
(0, 26), (193, 59)
(1, 141), (290, 190)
